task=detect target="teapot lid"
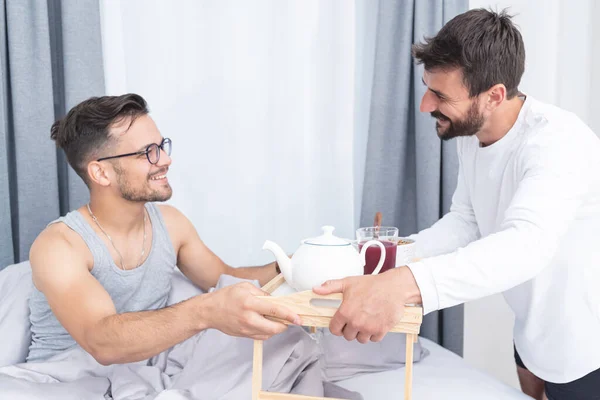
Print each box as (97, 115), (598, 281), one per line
(304, 226), (351, 246)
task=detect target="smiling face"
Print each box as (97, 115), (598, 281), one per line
(105, 115), (173, 202)
(420, 68), (485, 141)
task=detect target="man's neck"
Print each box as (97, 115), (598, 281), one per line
(476, 95), (525, 147)
(86, 194), (146, 235)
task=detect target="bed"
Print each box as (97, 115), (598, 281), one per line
(337, 336), (528, 399)
(0, 261), (529, 399)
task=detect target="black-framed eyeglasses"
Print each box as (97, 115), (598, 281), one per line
(97, 138), (172, 165)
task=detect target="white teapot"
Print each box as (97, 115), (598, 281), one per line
(262, 226), (386, 292)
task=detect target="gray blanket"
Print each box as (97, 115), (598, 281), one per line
(0, 275), (362, 400)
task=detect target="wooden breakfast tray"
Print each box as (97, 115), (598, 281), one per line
(252, 273), (423, 400)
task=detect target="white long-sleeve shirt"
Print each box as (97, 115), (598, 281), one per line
(407, 96), (600, 383)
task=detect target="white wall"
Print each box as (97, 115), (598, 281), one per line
(100, 1), (360, 267)
(464, 0), (599, 389)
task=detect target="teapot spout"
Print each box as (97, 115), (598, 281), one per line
(262, 240), (293, 285)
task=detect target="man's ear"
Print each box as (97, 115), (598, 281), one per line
(87, 161), (112, 187)
(486, 84), (507, 111)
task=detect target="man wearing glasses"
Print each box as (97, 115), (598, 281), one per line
(26, 94), (300, 366)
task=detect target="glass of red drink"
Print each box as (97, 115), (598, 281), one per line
(356, 226), (399, 274)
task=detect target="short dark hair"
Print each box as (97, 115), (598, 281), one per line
(50, 93), (149, 185)
(412, 8), (525, 99)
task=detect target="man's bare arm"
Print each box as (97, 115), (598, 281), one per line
(159, 205), (278, 289)
(231, 262), (279, 287)
(30, 225), (298, 366)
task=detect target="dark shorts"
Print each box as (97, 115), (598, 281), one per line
(514, 345), (600, 400)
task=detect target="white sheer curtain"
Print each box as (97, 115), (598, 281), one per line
(99, 0), (362, 266)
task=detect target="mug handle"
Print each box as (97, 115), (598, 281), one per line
(359, 240), (386, 275)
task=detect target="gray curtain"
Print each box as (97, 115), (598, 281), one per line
(360, 0), (468, 355)
(0, 0), (104, 269)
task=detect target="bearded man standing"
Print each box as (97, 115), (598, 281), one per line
(315, 9), (600, 400)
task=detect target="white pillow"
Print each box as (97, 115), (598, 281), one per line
(0, 261), (33, 367)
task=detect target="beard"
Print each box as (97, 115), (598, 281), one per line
(431, 99), (484, 141)
(114, 164), (173, 202)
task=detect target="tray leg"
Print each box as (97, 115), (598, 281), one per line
(404, 333), (414, 400)
(253, 340), (263, 400)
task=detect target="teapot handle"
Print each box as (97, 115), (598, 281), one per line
(359, 240), (386, 275)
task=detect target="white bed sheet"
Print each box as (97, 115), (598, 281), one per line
(337, 337), (529, 400)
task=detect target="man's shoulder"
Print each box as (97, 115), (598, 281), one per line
(33, 223), (75, 251)
(30, 223), (90, 270)
(154, 204), (195, 247)
(155, 204), (189, 225)
(523, 96), (587, 134)
(510, 96), (598, 154)
(155, 203), (181, 217)
(514, 99), (600, 174)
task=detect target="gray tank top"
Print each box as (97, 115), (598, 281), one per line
(27, 203), (177, 362)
